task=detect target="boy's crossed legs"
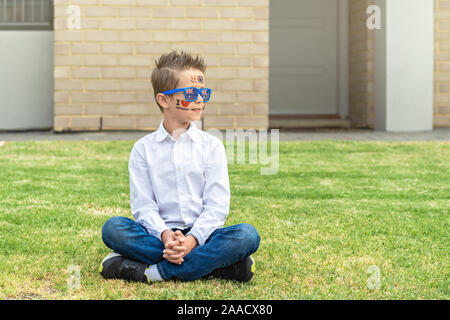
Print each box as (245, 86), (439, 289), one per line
(100, 216), (260, 283)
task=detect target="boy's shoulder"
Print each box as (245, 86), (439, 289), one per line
(133, 125), (222, 151)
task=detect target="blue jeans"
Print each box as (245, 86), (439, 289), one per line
(101, 216), (261, 281)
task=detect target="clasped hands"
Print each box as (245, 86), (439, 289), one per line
(161, 229), (198, 265)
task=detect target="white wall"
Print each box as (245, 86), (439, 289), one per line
(374, 0), (434, 131)
(0, 31), (54, 130)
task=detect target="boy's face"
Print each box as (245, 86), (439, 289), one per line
(158, 68), (206, 123)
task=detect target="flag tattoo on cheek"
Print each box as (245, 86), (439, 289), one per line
(176, 99), (191, 110)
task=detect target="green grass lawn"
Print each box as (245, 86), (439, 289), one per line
(0, 139), (448, 299)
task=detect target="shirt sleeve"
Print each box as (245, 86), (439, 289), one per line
(186, 137), (230, 246)
(129, 142), (170, 242)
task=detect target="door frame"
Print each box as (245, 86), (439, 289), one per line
(269, 0), (349, 120)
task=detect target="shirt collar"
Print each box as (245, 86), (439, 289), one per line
(155, 120), (200, 143)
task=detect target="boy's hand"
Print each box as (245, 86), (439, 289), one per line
(161, 230), (185, 264)
(161, 230), (198, 264)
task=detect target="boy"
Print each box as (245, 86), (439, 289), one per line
(99, 50), (260, 283)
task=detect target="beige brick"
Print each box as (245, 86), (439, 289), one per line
(119, 31), (152, 42)
(101, 19), (135, 30)
(102, 43), (133, 54)
(72, 67), (101, 79)
(253, 104), (268, 115)
(85, 7), (117, 17)
(253, 31), (268, 43)
(235, 20), (268, 31)
(221, 56), (251, 67)
(119, 56), (151, 66)
(221, 80), (253, 91)
(53, 117), (71, 130)
(102, 67), (135, 79)
(54, 31), (83, 41)
(84, 31), (119, 42)
(205, 68), (237, 79)
(85, 104), (118, 115)
(237, 0), (268, 6)
(102, 0), (135, 6)
(237, 92), (267, 103)
(153, 8), (185, 18)
(253, 55), (268, 67)
(237, 68), (268, 79)
(188, 32), (219, 42)
(170, 19), (203, 30)
(103, 92), (135, 103)
(220, 8), (253, 19)
(186, 8), (218, 18)
(220, 104), (252, 115)
(55, 80), (84, 91)
(119, 104), (152, 115)
(72, 93), (100, 103)
(54, 92), (69, 103)
(136, 116), (163, 129)
(54, 67), (71, 79)
(236, 116), (268, 129)
(204, 20), (235, 31)
(222, 32), (253, 42)
(119, 80), (151, 91)
(202, 104), (219, 115)
(171, 0), (201, 5)
(204, 116), (235, 129)
(102, 117), (134, 129)
(204, 44), (236, 54)
(253, 7), (269, 19)
(54, 104), (83, 115)
(237, 44), (268, 54)
(85, 56), (117, 66)
(72, 43), (101, 54)
(204, 0), (235, 6)
(136, 19), (169, 30)
(55, 43), (70, 55)
(86, 80), (117, 91)
(136, 43), (170, 54)
(55, 56), (83, 66)
(212, 92), (235, 103)
(119, 7), (151, 17)
(72, 117), (101, 129)
(253, 80), (268, 91)
(136, 0), (168, 5)
(154, 31), (186, 42)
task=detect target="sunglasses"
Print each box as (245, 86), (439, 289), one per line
(160, 87), (212, 103)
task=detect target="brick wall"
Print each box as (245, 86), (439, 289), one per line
(348, 0), (375, 129)
(53, 0), (269, 131)
(434, 0), (450, 127)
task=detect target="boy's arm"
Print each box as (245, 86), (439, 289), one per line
(129, 143), (170, 242)
(186, 138), (230, 246)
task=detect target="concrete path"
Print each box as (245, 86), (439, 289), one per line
(0, 128), (449, 142)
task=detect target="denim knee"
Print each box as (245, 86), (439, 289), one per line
(236, 223), (261, 255)
(101, 216), (129, 247)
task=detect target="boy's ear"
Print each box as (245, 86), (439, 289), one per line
(156, 93), (170, 111)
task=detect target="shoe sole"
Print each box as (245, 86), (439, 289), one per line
(99, 252), (122, 273)
(248, 256), (255, 282)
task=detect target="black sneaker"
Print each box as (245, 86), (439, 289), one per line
(206, 256), (256, 282)
(99, 253), (149, 283)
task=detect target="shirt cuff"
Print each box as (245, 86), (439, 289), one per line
(186, 229), (206, 246)
(138, 219), (170, 242)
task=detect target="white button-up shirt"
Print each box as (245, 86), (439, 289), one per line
(128, 120), (230, 246)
